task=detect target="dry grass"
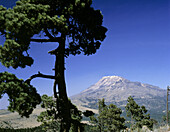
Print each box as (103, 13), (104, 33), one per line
(0, 107), (44, 128)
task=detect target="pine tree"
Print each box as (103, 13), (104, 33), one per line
(98, 98), (106, 132)
(90, 99), (126, 132)
(125, 96), (140, 128)
(125, 96), (154, 130)
(0, 0), (107, 131)
(37, 94), (94, 132)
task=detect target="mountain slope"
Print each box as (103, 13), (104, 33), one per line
(71, 76), (166, 120)
(0, 106), (44, 128)
(75, 76), (165, 101)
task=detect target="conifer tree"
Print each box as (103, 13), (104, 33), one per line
(90, 99), (126, 132)
(98, 98), (106, 132)
(0, 0), (107, 131)
(37, 95), (83, 132)
(125, 96), (154, 130)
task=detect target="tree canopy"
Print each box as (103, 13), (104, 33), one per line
(0, 72), (41, 117)
(0, 0), (107, 69)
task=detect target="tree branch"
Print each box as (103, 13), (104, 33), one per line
(30, 37), (61, 43)
(44, 28), (55, 40)
(25, 71), (55, 84)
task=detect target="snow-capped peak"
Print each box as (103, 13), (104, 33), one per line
(96, 76), (126, 86)
(83, 76), (127, 92)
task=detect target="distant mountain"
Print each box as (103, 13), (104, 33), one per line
(71, 76), (167, 121)
(0, 76), (167, 128)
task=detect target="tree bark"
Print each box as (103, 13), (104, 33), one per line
(56, 33), (71, 132)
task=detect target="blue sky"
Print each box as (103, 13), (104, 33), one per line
(0, 0), (170, 108)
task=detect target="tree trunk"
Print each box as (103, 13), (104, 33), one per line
(56, 33), (71, 132)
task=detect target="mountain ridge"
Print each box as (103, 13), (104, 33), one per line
(71, 76), (165, 102)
